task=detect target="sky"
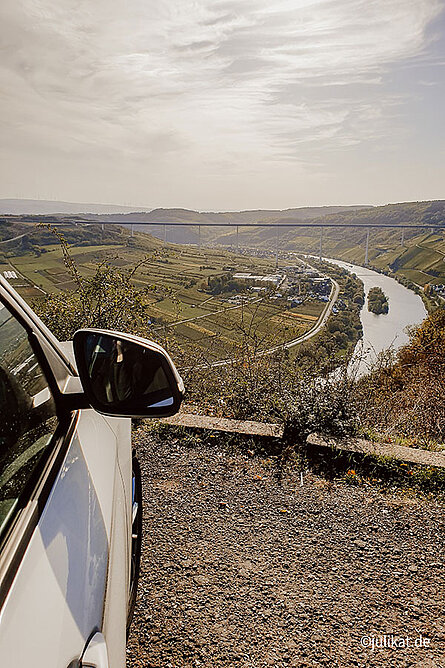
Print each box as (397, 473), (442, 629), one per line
(1, 0), (444, 211)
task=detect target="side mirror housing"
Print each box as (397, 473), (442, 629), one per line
(73, 329), (183, 418)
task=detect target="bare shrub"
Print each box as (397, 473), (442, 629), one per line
(32, 227), (157, 341)
(355, 308), (445, 442)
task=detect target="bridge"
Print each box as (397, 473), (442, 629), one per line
(90, 219), (445, 266)
(22, 216), (445, 266)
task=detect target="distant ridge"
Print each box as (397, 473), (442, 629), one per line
(1, 200), (443, 265)
(0, 199), (150, 215)
(94, 200), (443, 246)
(92, 204), (370, 224)
(0, 199), (369, 220)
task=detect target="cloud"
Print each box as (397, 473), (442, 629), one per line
(0, 0), (442, 204)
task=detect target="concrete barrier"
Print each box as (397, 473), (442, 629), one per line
(160, 409), (445, 468)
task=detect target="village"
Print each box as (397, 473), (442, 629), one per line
(221, 262), (346, 314)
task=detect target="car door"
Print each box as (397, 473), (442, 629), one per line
(0, 297), (127, 668)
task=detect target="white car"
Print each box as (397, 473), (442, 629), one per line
(0, 275), (183, 667)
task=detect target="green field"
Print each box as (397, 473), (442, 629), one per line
(0, 230), (323, 359)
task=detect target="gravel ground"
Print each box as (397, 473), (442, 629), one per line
(126, 427), (445, 668)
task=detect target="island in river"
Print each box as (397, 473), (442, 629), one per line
(367, 286), (389, 314)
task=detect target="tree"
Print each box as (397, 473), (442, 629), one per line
(367, 286), (389, 314)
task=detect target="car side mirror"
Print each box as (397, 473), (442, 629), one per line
(73, 329), (184, 418)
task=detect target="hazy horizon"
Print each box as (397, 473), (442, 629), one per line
(4, 196), (445, 217)
(1, 1), (444, 210)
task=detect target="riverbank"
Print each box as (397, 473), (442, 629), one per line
(322, 258), (427, 377)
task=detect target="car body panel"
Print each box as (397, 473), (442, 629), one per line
(102, 461), (130, 668)
(0, 274), (182, 666)
(0, 428), (108, 666)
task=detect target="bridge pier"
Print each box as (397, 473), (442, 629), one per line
(319, 227), (324, 261)
(163, 224), (167, 245)
(198, 224), (201, 249)
(131, 224), (134, 237)
(401, 228), (405, 246)
(365, 228), (370, 265)
(236, 225), (239, 251)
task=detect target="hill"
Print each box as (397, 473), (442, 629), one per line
(2, 200), (443, 287)
(246, 200), (445, 251)
(285, 199), (445, 228)
(94, 204), (368, 224)
(84, 204), (369, 245)
(0, 216), (135, 249)
(0, 199), (148, 215)
(270, 201), (445, 288)
(88, 200), (444, 251)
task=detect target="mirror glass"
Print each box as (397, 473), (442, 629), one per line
(78, 332), (177, 415)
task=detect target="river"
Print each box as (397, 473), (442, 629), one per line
(324, 258), (427, 377)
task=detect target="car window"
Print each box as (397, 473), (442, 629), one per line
(0, 301), (58, 538)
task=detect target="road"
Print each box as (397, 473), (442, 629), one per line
(0, 233), (27, 245)
(127, 429), (445, 668)
(205, 259), (340, 368)
(266, 278), (339, 353)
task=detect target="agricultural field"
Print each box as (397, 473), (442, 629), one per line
(0, 229), (324, 359)
(154, 297), (323, 361)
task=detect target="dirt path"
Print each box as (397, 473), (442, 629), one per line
(127, 429), (445, 668)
